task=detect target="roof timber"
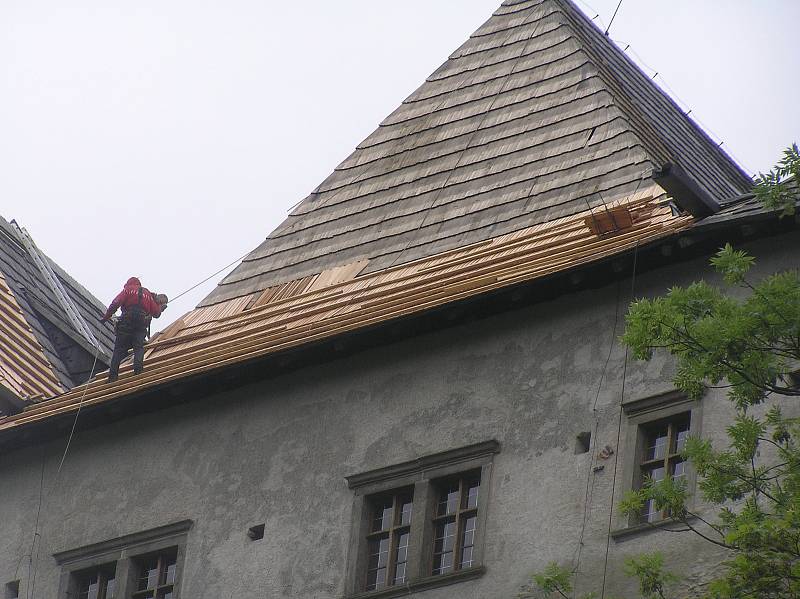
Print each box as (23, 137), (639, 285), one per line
(0, 190), (692, 433)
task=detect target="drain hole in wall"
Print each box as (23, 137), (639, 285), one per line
(247, 524), (265, 541)
(575, 431), (591, 454)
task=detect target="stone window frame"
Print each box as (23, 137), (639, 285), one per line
(343, 440), (499, 599)
(612, 391), (702, 538)
(53, 520), (192, 599)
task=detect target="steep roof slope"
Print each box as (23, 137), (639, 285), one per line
(0, 216), (115, 401)
(202, 0), (751, 306)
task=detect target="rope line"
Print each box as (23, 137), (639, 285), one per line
(168, 249), (252, 304)
(572, 278), (622, 585)
(600, 241), (639, 599)
(23, 344), (102, 599)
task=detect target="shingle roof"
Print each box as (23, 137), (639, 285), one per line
(0, 216), (115, 402)
(202, 0), (751, 307)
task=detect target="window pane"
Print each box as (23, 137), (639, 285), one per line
(645, 465), (665, 483)
(393, 532), (410, 584)
(432, 520), (456, 575)
(672, 460), (686, 481)
(366, 536), (390, 590)
(437, 482), (460, 516)
(645, 425), (669, 460)
(138, 558), (160, 591)
(463, 479), (480, 510)
(674, 422), (690, 453)
(399, 496), (413, 527)
(641, 498), (661, 523)
(105, 577), (116, 599)
(78, 571), (114, 599)
(372, 498), (393, 532)
(460, 515), (477, 568)
(161, 556), (177, 586)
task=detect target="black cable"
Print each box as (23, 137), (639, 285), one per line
(600, 241), (639, 599)
(168, 250), (252, 304)
(572, 279), (622, 581)
(604, 0), (624, 36)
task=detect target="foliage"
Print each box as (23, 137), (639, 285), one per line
(753, 143), (800, 217)
(624, 553), (678, 599)
(623, 243), (800, 409)
(519, 555), (674, 599)
(516, 561), (594, 599)
(620, 241), (800, 597)
(524, 146), (800, 598)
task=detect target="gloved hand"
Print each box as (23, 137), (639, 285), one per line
(100, 315), (109, 323)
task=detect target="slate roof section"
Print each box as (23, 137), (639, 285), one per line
(693, 177), (800, 230)
(0, 216), (115, 397)
(202, 0), (751, 307)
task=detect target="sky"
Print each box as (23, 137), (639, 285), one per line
(2, 0), (798, 332)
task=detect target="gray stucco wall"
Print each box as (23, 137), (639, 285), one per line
(1, 230), (797, 599)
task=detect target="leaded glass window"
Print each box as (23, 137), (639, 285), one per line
(639, 413), (691, 522)
(132, 550), (178, 599)
(76, 566), (116, 599)
(432, 473), (480, 575)
(365, 490), (413, 591)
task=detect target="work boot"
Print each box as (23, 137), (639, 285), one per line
(107, 373), (118, 383)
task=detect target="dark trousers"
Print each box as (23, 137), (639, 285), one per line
(108, 324), (147, 382)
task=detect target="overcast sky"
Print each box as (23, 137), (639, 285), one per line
(2, 0), (798, 331)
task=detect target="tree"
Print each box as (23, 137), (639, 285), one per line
(518, 555), (676, 599)
(524, 145), (800, 598)
(620, 144), (800, 597)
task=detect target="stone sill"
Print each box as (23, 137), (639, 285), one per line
(345, 566), (486, 599)
(611, 515), (697, 540)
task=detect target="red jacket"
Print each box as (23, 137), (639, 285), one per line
(104, 277), (162, 320)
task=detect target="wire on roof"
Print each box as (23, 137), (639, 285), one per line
(168, 249), (253, 304)
(573, 0), (608, 30)
(604, 0), (624, 35)
(608, 39), (756, 178)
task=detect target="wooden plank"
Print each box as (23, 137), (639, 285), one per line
(4, 207), (691, 426)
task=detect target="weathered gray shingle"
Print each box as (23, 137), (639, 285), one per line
(202, 0), (751, 307)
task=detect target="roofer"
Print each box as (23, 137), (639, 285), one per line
(101, 277), (168, 383)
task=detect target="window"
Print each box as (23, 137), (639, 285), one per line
(344, 441), (498, 598)
(53, 521), (191, 599)
(133, 550), (178, 599)
(639, 414), (690, 523)
(431, 474), (480, 574)
(365, 490), (413, 590)
(75, 565), (116, 599)
(613, 392), (701, 536)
